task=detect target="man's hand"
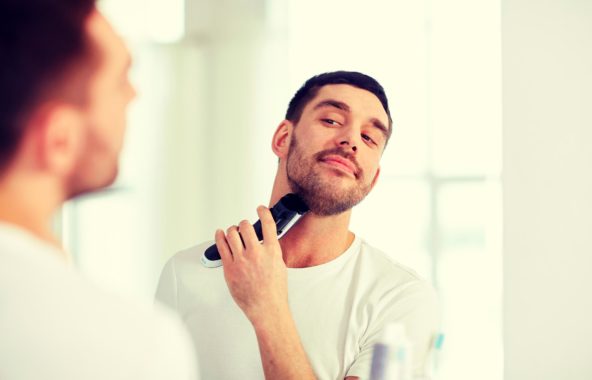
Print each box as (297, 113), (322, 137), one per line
(215, 206), (316, 379)
(215, 205), (289, 324)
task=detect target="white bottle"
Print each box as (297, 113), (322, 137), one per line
(369, 323), (413, 380)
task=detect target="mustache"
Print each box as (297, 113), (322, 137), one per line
(314, 147), (363, 178)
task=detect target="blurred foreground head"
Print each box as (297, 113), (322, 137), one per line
(0, 0), (135, 199)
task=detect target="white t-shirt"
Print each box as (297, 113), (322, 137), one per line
(0, 223), (199, 380)
(156, 235), (439, 380)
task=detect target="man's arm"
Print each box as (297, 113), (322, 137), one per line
(215, 206), (316, 380)
(251, 304), (316, 379)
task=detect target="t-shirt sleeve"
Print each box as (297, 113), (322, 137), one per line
(346, 280), (440, 379)
(155, 256), (179, 310)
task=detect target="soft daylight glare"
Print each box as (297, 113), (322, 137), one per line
(63, 1), (502, 379)
(100, 0), (185, 43)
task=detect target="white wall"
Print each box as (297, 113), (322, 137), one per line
(503, 1), (592, 379)
(182, 0), (289, 243)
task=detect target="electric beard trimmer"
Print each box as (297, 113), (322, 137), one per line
(201, 193), (309, 268)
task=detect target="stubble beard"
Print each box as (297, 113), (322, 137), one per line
(286, 135), (372, 216)
(65, 127), (119, 200)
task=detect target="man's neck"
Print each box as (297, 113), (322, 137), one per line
(268, 174), (356, 268)
(278, 211), (354, 268)
(0, 173), (65, 256)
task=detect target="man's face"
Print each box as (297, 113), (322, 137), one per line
(285, 84), (390, 216)
(67, 10), (135, 198)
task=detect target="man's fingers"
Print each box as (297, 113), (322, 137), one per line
(238, 219), (258, 251)
(215, 229), (233, 265)
(257, 205), (279, 247)
(226, 225), (244, 258)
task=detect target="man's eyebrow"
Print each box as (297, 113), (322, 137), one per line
(313, 99), (351, 112)
(370, 118), (391, 140)
(313, 98), (391, 140)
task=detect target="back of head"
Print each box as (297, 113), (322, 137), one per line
(0, 0), (96, 172)
(285, 71), (393, 131)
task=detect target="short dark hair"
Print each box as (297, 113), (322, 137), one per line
(0, 0), (97, 170)
(285, 71), (393, 141)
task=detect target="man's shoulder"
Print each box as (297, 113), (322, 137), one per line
(357, 238), (425, 282)
(0, 245), (198, 379)
(354, 238), (438, 302)
(156, 240), (225, 305)
(74, 275), (198, 377)
(168, 240), (213, 265)
(161, 240), (221, 280)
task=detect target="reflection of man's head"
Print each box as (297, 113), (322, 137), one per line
(282, 71), (392, 216)
(0, 0), (134, 200)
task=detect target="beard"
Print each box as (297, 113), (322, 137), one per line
(286, 135), (373, 216)
(66, 161), (118, 200)
(65, 127), (120, 200)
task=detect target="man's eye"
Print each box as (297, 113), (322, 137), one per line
(322, 119), (340, 126)
(362, 134), (376, 145)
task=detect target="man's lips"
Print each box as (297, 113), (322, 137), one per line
(320, 155), (358, 176)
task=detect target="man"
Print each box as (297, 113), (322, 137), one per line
(0, 1), (198, 378)
(156, 71), (439, 379)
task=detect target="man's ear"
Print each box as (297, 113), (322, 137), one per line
(32, 103), (85, 176)
(271, 120), (293, 159)
(370, 166), (381, 191)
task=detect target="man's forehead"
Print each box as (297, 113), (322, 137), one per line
(85, 10), (130, 69)
(307, 84), (389, 123)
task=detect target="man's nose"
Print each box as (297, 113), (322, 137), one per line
(336, 127), (358, 153)
(339, 140), (357, 152)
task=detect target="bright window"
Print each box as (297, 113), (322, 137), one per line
(288, 1), (503, 379)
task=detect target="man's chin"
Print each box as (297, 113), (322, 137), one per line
(305, 199), (355, 217)
(299, 188), (363, 217)
(66, 168), (119, 200)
